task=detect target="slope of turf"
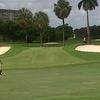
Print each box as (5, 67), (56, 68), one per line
(64, 39), (100, 61)
(1, 46), (85, 69)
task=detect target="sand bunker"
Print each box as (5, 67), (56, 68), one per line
(75, 45), (100, 53)
(0, 47), (11, 55)
(43, 42), (59, 45)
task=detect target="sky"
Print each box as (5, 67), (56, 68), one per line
(0, 0), (100, 29)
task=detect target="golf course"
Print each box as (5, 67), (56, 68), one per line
(0, 0), (100, 99)
(0, 40), (100, 100)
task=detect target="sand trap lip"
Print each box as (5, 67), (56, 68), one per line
(43, 42), (59, 45)
(75, 45), (100, 53)
(0, 47), (11, 55)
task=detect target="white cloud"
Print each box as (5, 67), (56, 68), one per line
(79, 10), (86, 15)
(43, 9), (50, 13)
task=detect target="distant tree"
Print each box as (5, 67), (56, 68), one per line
(0, 21), (7, 41)
(78, 0), (98, 43)
(74, 27), (87, 39)
(74, 25), (100, 39)
(43, 26), (56, 42)
(33, 11), (49, 46)
(18, 8), (33, 42)
(55, 24), (73, 41)
(0, 21), (20, 42)
(5, 21), (20, 41)
(54, 0), (72, 45)
(19, 8), (33, 20)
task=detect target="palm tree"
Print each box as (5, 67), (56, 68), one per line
(78, 0), (98, 43)
(18, 8), (33, 42)
(19, 8), (33, 20)
(54, 0), (72, 46)
(33, 11), (49, 46)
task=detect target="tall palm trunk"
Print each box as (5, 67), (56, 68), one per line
(62, 18), (65, 46)
(25, 33), (28, 43)
(86, 10), (90, 44)
(40, 32), (43, 47)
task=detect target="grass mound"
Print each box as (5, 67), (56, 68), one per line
(1, 45), (84, 69)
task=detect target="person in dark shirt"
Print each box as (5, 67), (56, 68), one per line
(0, 60), (5, 76)
(0, 69), (2, 75)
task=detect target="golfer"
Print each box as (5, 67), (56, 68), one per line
(0, 60), (3, 75)
(0, 60), (5, 76)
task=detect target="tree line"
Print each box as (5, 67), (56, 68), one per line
(74, 25), (100, 39)
(0, 0), (99, 45)
(0, 20), (73, 43)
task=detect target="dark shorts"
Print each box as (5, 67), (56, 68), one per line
(0, 70), (2, 75)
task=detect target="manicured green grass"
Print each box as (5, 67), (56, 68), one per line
(0, 40), (100, 100)
(64, 39), (100, 61)
(1, 45), (85, 69)
(1, 63), (100, 100)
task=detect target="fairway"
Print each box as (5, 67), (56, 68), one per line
(1, 63), (100, 100)
(1, 46), (85, 69)
(0, 42), (100, 100)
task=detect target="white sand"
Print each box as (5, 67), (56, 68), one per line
(43, 42), (59, 45)
(0, 47), (11, 55)
(75, 45), (100, 53)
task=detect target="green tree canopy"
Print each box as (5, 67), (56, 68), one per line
(17, 8), (33, 42)
(78, 0), (98, 43)
(54, 0), (72, 45)
(33, 11), (49, 46)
